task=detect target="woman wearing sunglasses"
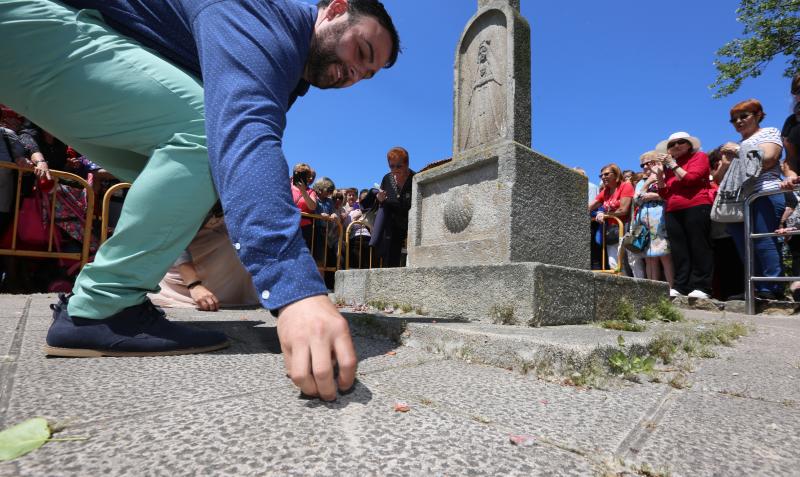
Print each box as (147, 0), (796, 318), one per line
(721, 99), (785, 300)
(653, 131), (714, 298)
(635, 151), (674, 288)
(588, 163), (634, 271)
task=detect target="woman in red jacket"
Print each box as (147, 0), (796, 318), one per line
(654, 132), (715, 298)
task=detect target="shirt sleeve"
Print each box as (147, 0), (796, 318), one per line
(17, 132), (40, 156)
(785, 191), (798, 209)
(3, 130), (27, 161)
(192, 1), (326, 312)
(756, 127), (783, 147)
(619, 181), (635, 198)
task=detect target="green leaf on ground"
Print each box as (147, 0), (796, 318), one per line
(0, 418), (51, 462)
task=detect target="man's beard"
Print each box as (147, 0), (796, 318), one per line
(306, 21), (350, 89)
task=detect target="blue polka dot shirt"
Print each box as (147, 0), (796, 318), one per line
(62, 0), (329, 311)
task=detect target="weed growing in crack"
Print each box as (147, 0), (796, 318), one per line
(648, 333), (680, 365)
(616, 297), (636, 322)
(639, 304), (660, 321)
(609, 335), (656, 377)
(668, 373), (691, 389)
(697, 322), (749, 347)
(656, 298), (683, 322)
(600, 320), (647, 332)
(367, 299), (388, 310)
(489, 305), (517, 325)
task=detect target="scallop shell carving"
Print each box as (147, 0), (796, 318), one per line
(443, 195), (474, 234)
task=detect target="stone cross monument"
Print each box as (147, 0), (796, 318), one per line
(406, 0), (588, 270)
(334, 0), (667, 327)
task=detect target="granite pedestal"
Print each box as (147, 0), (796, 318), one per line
(335, 263), (668, 326)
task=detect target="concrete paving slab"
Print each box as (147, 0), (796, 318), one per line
(688, 317), (800, 404)
(360, 357), (670, 457)
(2, 295), (799, 476)
(630, 390), (800, 476)
(3, 377), (597, 477)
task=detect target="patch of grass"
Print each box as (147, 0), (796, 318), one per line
(616, 297), (636, 322)
(697, 322), (749, 347)
(634, 463), (673, 477)
(656, 298), (683, 322)
(367, 299), (388, 310)
(638, 304), (660, 321)
(399, 303), (413, 313)
(420, 398), (433, 406)
(600, 320), (647, 332)
(567, 361), (606, 388)
(334, 296), (346, 306)
(489, 305), (517, 325)
(648, 333), (680, 365)
(668, 373), (691, 389)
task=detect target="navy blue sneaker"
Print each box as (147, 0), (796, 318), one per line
(44, 294), (230, 357)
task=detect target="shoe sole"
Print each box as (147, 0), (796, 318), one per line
(43, 340), (231, 358)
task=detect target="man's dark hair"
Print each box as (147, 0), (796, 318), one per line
(317, 0), (401, 68)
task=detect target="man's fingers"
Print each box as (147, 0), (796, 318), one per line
(290, 346), (318, 398)
(310, 340), (337, 401)
(333, 334), (357, 392)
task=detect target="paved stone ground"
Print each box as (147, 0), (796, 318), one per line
(0, 294), (798, 476)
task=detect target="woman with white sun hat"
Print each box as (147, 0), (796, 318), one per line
(653, 131), (715, 299)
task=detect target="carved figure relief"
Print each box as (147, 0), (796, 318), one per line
(462, 39), (506, 150)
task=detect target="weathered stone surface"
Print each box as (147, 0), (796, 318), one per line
(593, 272), (670, 320)
(335, 263), (668, 325)
(407, 143), (588, 270)
(455, 1), (529, 154)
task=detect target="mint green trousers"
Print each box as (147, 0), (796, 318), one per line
(0, 1), (218, 318)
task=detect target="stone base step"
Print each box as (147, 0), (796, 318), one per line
(335, 263), (669, 326)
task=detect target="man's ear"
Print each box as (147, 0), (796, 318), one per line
(324, 0), (349, 21)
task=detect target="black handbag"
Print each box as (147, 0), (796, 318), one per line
(604, 223), (620, 245)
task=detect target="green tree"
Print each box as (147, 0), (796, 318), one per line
(711, 0), (800, 98)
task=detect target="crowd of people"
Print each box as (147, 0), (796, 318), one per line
(585, 74), (800, 302)
(0, 105), (123, 293)
(0, 100), (416, 309)
(6, 74), (800, 309)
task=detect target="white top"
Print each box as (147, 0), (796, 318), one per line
(741, 127), (783, 192)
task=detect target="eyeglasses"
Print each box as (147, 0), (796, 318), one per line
(667, 139), (689, 149)
(729, 112), (753, 124)
(388, 162), (405, 169)
(599, 171), (614, 178)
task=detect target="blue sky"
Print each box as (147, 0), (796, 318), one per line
(284, 0), (795, 190)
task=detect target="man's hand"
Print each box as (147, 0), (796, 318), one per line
(277, 295), (357, 401)
(376, 190), (387, 203)
(189, 284), (220, 311)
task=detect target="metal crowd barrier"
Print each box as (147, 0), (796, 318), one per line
(596, 216), (625, 274)
(344, 220), (384, 269)
(0, 162), (95, 267)
(301, 211), (344, 276)
(99, 182), (132, 243)
(743, 187), (800, 314)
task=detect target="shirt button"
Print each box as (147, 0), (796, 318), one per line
(261, 290), (270, 300)
(234, 242), (241, 250)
